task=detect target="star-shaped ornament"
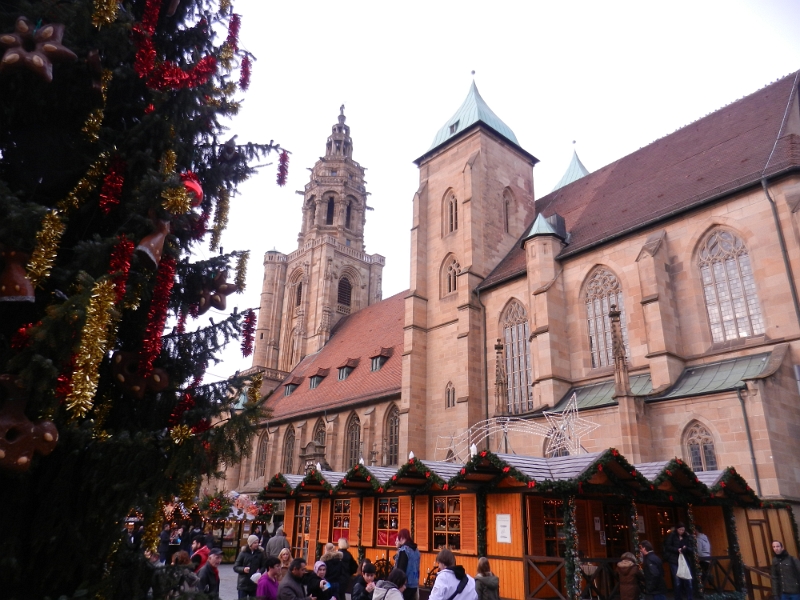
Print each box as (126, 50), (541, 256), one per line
(198, 271), (238, 314)
(0, 17), (77, 82)
(542, 393), (599, 456)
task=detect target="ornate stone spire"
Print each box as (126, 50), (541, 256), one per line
(610, 304), (631, 397)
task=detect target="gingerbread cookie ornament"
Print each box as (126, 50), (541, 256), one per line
(0, 375), (58, 473)
(0, 17), (77, 82)
(197, 271), (237, 315)
(111, 351), (169, 399)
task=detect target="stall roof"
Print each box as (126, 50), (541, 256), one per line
(633, 458), (711, 499)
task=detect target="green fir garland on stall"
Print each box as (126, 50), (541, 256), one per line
(299, 468), (334, 495)
(687, 504), (703, 596)
(200, 491), (233, 520)
(629, 500), (641, 561)
(337, 464), (382, 493)
(448, 450), (534, 489)
(723, 505), (747, 593)
(563, 496), (582, 600)
(388, 457), (447, 491)
(260, 474), (294, 499)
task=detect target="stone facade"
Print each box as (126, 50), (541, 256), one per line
(228, 75), (800, 508)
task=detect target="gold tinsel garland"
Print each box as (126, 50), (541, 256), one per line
(247, 371), (263, 404)
(27, 211), (65, 288)
(159, 148), (192, 214)
(142, 501), (165, 552)
(92, 396), (113, 441)
(82, 70), (113, 141)
(170, 424), (194, 444)
(64, 279), (117, 420)
(219, 0), (232, 14)
(179, 478), (198, 506)
(92, 0), (120, 27)
(209, 187), (229, 251)
(219, 42), (234, 70)
(235, 251), (249, 292)
(59, 152), (108, 213)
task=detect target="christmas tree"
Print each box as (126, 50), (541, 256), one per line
(0, 0), (281, 597)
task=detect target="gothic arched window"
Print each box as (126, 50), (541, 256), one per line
(445, 382), (456, 409)
(503, 301), (532, 414)
(585, 268), (628, 368)
(446, 193), (458, 233)
(503, 189), (513, 234)
(295, 282), (303, 307)
(283, 427), (295, 474)
(255, 433), (269, 478)
(385, 406), (400, 466)
(326, 197), (335, 225)
(313, 419), (326, 447)
(338, 277), (352, 307)
(345, 414), (361, 467)
(698, 230), (764, 343)
(684, 421), (718, 471)
(443, 257), (461, 296)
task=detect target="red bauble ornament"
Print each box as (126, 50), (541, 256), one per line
(0, 248), (34, 302)
(180, 172), (203, 207)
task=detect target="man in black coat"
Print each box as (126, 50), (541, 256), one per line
(639, 541), (668, 600)
(279, 558), (314, 600)
(234, 534), (267, 598)
(663, 523), (694, 600)
(197, 548), (223, 597)
(771, 540), (800, 600)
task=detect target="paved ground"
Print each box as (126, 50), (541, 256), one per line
(219, 563), (238, 599)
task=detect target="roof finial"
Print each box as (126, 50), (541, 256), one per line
(471, 70), (476, 79)
(340, 104), (345, 116)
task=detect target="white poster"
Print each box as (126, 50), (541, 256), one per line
(496, 514), (512, 543)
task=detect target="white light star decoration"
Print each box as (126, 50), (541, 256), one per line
(542, 393), (599, 456)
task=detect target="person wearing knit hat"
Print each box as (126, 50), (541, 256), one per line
(234, 533), (266, 598)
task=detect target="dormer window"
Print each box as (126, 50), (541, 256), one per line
(338, 366), (353, 380)
(284, 384), (297, 396)
(449, 121), (459, 135)
(371, 356), (387, 371)
(309, 375), (323, 389)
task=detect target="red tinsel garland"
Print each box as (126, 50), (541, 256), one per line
(10, 322), (35, 350)
(240, 309), (256, 357)
(176, 309), (187, 335)
(169, 391), (195, 427)
(239, 55), (251, 90)
(99, 157), (126, 215)
(277, 150), (289, 186)
(109, 236), (135, 305)
(140, 0), (160, 34)
(147, 55), (217, 90)
(138, 256), (176, 378)
(226, 14), (240, 52)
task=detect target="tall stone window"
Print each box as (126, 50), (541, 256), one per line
(443, 256), (461, 296)
(446, 193), (458, 233)
(445, 382), (456, 409)
(338, 277), (352, 307)
(345, 201), (352, 229)
(326, 197), (335, 225)
(255, 433), (268, 478)
(585, 267), (628, 368)
(283, 427), (295, 474)
(503, 300), (532, 413)
(684, 421), (718, 471)
(698, 230), (764, 343)
(385, 405), (400, 466)
(313, 419), (326, 446)
(503, 189), (513, 234)
(295, 282), (303, 307)
(345, 414), (361, 467)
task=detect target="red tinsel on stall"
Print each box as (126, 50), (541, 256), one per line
(109, 236), (135, 305)
(239, 55), (251, 90)
(138, 256), (176, 378)
(240, 309), (256, 357)
(226, 14), (240, 52)
(277, 150), (289, 186)
(99, 157), (126, 215)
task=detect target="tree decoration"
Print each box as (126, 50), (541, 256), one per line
(219, 0), (232, 13)
(240, 309), (256, 357)
(99, 156), (126, 214)
(235, 250), (249, 292)
(200, 491), (233, 520)
(226, 14), (240, 52)
(141, 501), (164, 552)
(0, 18), (77, 82)
(111, 351), (169, 399)
(91, 0), (120, 28)
(0, 248), (35, 302)
(198, 271), (237, 314)
(239, 55), (251, 90)
(542, 393), (600, 456)
(26, 211), (65, 288)
(82, 69), (113, 142)
(64, 279), (117, 419)
(564, 496), (582, 600)
(247, 371), (262, 403)
(210, 187), (230, 251)
(0, 375), (58, 473)
(108, 236), (134, 305)
(136, 217), (171, 268)
(180, 172), (204, 207)
(277, 150), (289, 186)
(138, 256), (176, 378)
(170, 424), (194, 444)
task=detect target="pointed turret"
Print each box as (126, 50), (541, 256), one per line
(325, 104), (353, 158)
(521, 213), (568, 247)
(551, 150), (589, 192)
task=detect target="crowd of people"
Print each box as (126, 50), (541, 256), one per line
(136, 517), (800, 600)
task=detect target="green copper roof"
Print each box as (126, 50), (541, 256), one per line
(521, 213), (566, 246)
(552, 150), (590, 192)
(650, 353), (770, 400)
(426, 82), (520, 153)
(553, 374), (654, 412)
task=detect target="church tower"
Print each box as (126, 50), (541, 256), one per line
(251, 107), (385, 387)
(401, 82), (539, 459)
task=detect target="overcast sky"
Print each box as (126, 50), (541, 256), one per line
(199, 0), (800, 382)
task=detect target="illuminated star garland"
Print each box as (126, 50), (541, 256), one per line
(64, 279), (117, 419)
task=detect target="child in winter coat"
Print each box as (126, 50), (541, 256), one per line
(373, 569), (407, 600)
(616, 552), (643, 600)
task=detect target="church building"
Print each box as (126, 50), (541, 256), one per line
(229, 71), (800, 515)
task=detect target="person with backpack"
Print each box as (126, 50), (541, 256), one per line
(394, 529), (421, 600)
(429, 548), (477, 600)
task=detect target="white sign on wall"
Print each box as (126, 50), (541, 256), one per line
(496, 514), (512, 543)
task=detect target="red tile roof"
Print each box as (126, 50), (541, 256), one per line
(266, 290), (406, 421)
(480, 72), (800, 290)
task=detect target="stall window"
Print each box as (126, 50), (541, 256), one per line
(543, 499), (565, 557)
(433, 496), (461, 550)
(332, 499), (351, 543)
(292, 502), (312, 561)
(377, 498), (399, 546)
